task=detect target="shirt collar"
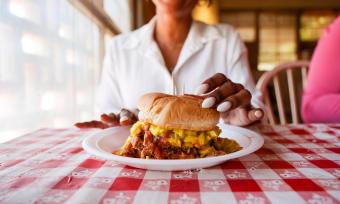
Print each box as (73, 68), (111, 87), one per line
(122, 17), (224, 73)
(122, 16), (224, 50)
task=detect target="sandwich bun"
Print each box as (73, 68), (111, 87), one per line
(137, 92), (220, 131)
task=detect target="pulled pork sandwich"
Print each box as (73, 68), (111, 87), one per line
(114, 93), (241, 159)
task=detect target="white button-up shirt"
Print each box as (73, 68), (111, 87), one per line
(95, 18), (262, 115)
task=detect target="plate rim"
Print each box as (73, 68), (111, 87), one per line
(82, 124), (264, 166)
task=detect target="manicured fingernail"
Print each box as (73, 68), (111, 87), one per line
(120, 116), (129, 122)
(217, 101), (232, 112)
(202, 97), (216, 108)
(255, 110), (262, 118)
(138, 111), (143, 119)
(195, 84), (209, 95)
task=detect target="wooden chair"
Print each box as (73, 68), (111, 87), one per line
(256, 60), (310, 124)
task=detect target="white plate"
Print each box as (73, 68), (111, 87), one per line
(82, 124), (264, 171)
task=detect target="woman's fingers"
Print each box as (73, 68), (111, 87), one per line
(119, 109), (137, 126)
(119, 109), (130, 124)
(202, 82), (243, 108)
(216, 89), (252, 112)
(75, 109), (138, 129)
(195, 73), (227, 95)
(195, 72), (263, 126)
(75, 114), (116, 129)
(247, 108), (264, 122)
(197, 73), (254, 112)
(100, 113), (119, 126)
(221, 107), (263, 126)
(74, 121), (109, 129)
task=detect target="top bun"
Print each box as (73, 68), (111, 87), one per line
(137, 92), (220, 131)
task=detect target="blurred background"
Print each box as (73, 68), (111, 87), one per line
(0, 0), (339, 142)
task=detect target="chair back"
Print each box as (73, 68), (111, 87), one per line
(256, 60), (310, 124)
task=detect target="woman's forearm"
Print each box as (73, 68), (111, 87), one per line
(302, 93), (340, 123)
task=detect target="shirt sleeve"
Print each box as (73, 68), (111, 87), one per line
(226, 31), (263, 109)
(94, 39), (123, 116)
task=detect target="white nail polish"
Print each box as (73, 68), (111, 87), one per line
(195, 84), (209, 95)
(202, 97), (216, 108)
(255, 110), (262, 118)
(138, 111), (143, 120)
(217, 101), (232, 112)
(120, 116), (129, 122)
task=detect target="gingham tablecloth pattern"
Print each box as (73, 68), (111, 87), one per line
(0, 124), (339, 204)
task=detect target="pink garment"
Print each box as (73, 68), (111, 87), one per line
(302, 17), (340, 123)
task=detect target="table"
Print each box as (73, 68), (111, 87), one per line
(0, 124), (339, 204)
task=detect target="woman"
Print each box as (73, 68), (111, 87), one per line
(302, 17), (340, 123)
(76, 0), (263, 128)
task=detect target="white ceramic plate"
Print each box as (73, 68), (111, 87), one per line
(82, 124), (264, 171)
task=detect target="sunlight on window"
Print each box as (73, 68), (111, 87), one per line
(66, 49), (80, 66)
(41, 92), (57, 111)
(58, 24), (73, 40)
(279, 42), (296, 53)
(9, 0), (41, 24)
(0, 0), (100, 142)
(0, 93), (15, 117)
(104, 0), (133, 32)
(21, 32), (49, 56)
(258, 63), (276, 72)
(237, 27), (255, 42)
(9, 0), (26, 18)
(80, 112), (92, 121)
(53, 118), (72, 128)
(220, 12), (256, 42)
(0, 23), (17, 82)
(300, 11), (337, 41)
(76, 92), (88, 106)
(258, 13), (297, 71)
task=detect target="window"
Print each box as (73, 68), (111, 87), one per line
(258, 13), (297, 71)
(220, 12), (256, 42)
(0, 0), (100, 142)
(219, 10), (338, 71)
(300, 11), (337, 41)
(104, 0), (133, 33)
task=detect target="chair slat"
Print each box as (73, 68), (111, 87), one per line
(287, 69), (299, 124)
(273, 76), (287, 124)
(256, 61), (309, 125)
(301, 66), (308, 90)
(264, 92), (276, 124)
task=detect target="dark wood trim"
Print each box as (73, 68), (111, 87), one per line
(131, 0), (138, 29)
(296, 10), (302, 59)
(68, 0), (121, 36)
(96, 0), (105, 71)
(254, 10), (260, 76)
(135, 0), (145, 28)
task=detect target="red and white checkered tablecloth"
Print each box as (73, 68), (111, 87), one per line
(0, 124), (339, 204)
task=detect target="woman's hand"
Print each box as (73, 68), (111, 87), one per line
(74, 109), (138, 129)
(195, 73), (263, 126)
